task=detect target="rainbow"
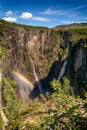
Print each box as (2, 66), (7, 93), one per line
(13, 70), (34, 91)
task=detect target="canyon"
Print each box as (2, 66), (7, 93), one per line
(0, 20), (87, 130)
(0, 20), (87, 103)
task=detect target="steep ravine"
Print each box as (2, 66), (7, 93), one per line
(0, 20), (87, 102)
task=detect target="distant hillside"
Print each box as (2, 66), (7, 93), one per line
(54, 23), (87, 30)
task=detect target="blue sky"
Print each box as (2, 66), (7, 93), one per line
(0, 0), (87, 28)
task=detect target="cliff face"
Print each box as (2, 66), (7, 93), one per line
(0, 20), (60, 101)
(65, 39), (87, 97)
(2, 26), (59, 81)
(0, 20), (87, 102)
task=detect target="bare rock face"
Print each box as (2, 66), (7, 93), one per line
(74, 47), (83, 71)
(74, 39), (87, 72)
(0, 20), (87, 101)
(74, 40), (87, 96)
(65, 38), (87, 97)
(0, 21), (60, 101)
(6, 28), (59, 83)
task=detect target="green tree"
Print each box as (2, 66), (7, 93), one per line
(40, 77), (81, 130)
(3, 77), (21, 130)
(18, 77), (87, 130)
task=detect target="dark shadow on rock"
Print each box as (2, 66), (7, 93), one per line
(29, 60), (63, 99)
(29, 82), (40, 99)
(30, 38), (87, 100)
(65, 39), (87, 98)
(41, 60), (62, 92)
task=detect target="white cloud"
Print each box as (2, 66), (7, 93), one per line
(32, 17), (49, 21)
(6, 11), (13, 16)
(21, 12), (32, 19)
(41, 8), (80, 18)
(3, 17), (17, 22)
(42, 9), (66, 15)
(72, 5), (85, 11)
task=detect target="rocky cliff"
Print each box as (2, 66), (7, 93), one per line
(0, 20), (87, 102)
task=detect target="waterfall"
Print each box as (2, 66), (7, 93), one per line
(0, 70), (8, 129)
(58, 60), (67, 81)
(30, 59), (43, 93)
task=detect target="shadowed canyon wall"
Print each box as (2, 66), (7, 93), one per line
(0, 20), (87, 102)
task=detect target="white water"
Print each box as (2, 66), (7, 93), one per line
(58, 60), (67, 81)
(30, 59), (43, 93)
(0, 69), (8, 129)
